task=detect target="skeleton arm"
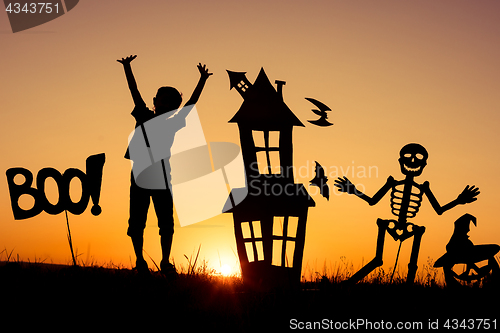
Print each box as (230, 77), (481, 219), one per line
(334, 176), (395, 206)
(423, 182), (480, 215)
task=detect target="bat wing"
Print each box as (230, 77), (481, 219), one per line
(310, 162), (329, 199)
(315, 161), (326, 179)
(312, 109), (328, 117)
(305, 97), (331, 112)
(321, 183), (330, 200)
(308, 117), (333, 127)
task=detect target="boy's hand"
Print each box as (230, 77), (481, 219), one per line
(197, 63), (213, 80)
(117, 55), (137, 65)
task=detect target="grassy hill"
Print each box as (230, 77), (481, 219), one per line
(0, 260), (497, 331)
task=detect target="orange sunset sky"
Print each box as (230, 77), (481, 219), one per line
(1, 0), (499, 279)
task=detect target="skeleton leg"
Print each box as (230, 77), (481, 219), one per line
(347, 219), (388, 284)
(406, 225), (425, 284)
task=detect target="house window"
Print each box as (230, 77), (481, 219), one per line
(237, 80), (249, 92)
(253, 130), (281, 175)
(272, 216), (299, 267)
(241, 221), (263, 262)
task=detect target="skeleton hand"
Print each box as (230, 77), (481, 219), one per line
(334, 176), (358, 194)
(456, 185), (480, 204)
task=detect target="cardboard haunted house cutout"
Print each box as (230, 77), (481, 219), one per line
(225, 68), (315, 289)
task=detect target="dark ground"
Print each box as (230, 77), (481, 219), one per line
(0, 261), (498, 331)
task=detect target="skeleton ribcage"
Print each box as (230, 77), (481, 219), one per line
(390, 183), (423, 219)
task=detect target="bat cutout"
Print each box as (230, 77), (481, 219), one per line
(310, 161), (329, 200)
(306, 97), (333, 127)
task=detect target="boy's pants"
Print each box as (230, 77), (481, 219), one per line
(127, 174), (174, 238)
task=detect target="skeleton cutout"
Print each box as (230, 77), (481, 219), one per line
(335, 143), (479, 284)
(398, 143), (427, 177)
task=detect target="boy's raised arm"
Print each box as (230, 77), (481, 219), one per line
(184, 63), (213, 106)
(117, 55), (146, 108)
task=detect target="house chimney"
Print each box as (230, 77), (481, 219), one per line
(275, 80), (286, 100)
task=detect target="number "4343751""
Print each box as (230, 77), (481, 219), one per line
(5, 2), (60, 14)
(444, 319), (497, 330)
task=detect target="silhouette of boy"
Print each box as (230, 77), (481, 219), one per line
(118, 55), (212, 275)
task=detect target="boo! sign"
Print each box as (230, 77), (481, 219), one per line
(6, 153), (105, 220)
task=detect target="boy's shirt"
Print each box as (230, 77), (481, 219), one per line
(124, 103), (190, 160)
(125, 100), (198, 192)
(124, 104), (156, 160)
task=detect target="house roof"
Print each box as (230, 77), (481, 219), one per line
(223, 185), (315, 217)
(226, 70), (249, 90)
(228, 68), (304, 129)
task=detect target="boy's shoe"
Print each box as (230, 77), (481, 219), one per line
(134, 258), (150, 275)
(160, 260), (177, 279)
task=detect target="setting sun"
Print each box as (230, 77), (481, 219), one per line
(220, 264), (232, 277)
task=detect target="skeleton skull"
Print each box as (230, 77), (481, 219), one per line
(399, 143), (428, 177)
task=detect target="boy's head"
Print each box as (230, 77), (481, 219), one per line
(153, 86), (182, 114)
